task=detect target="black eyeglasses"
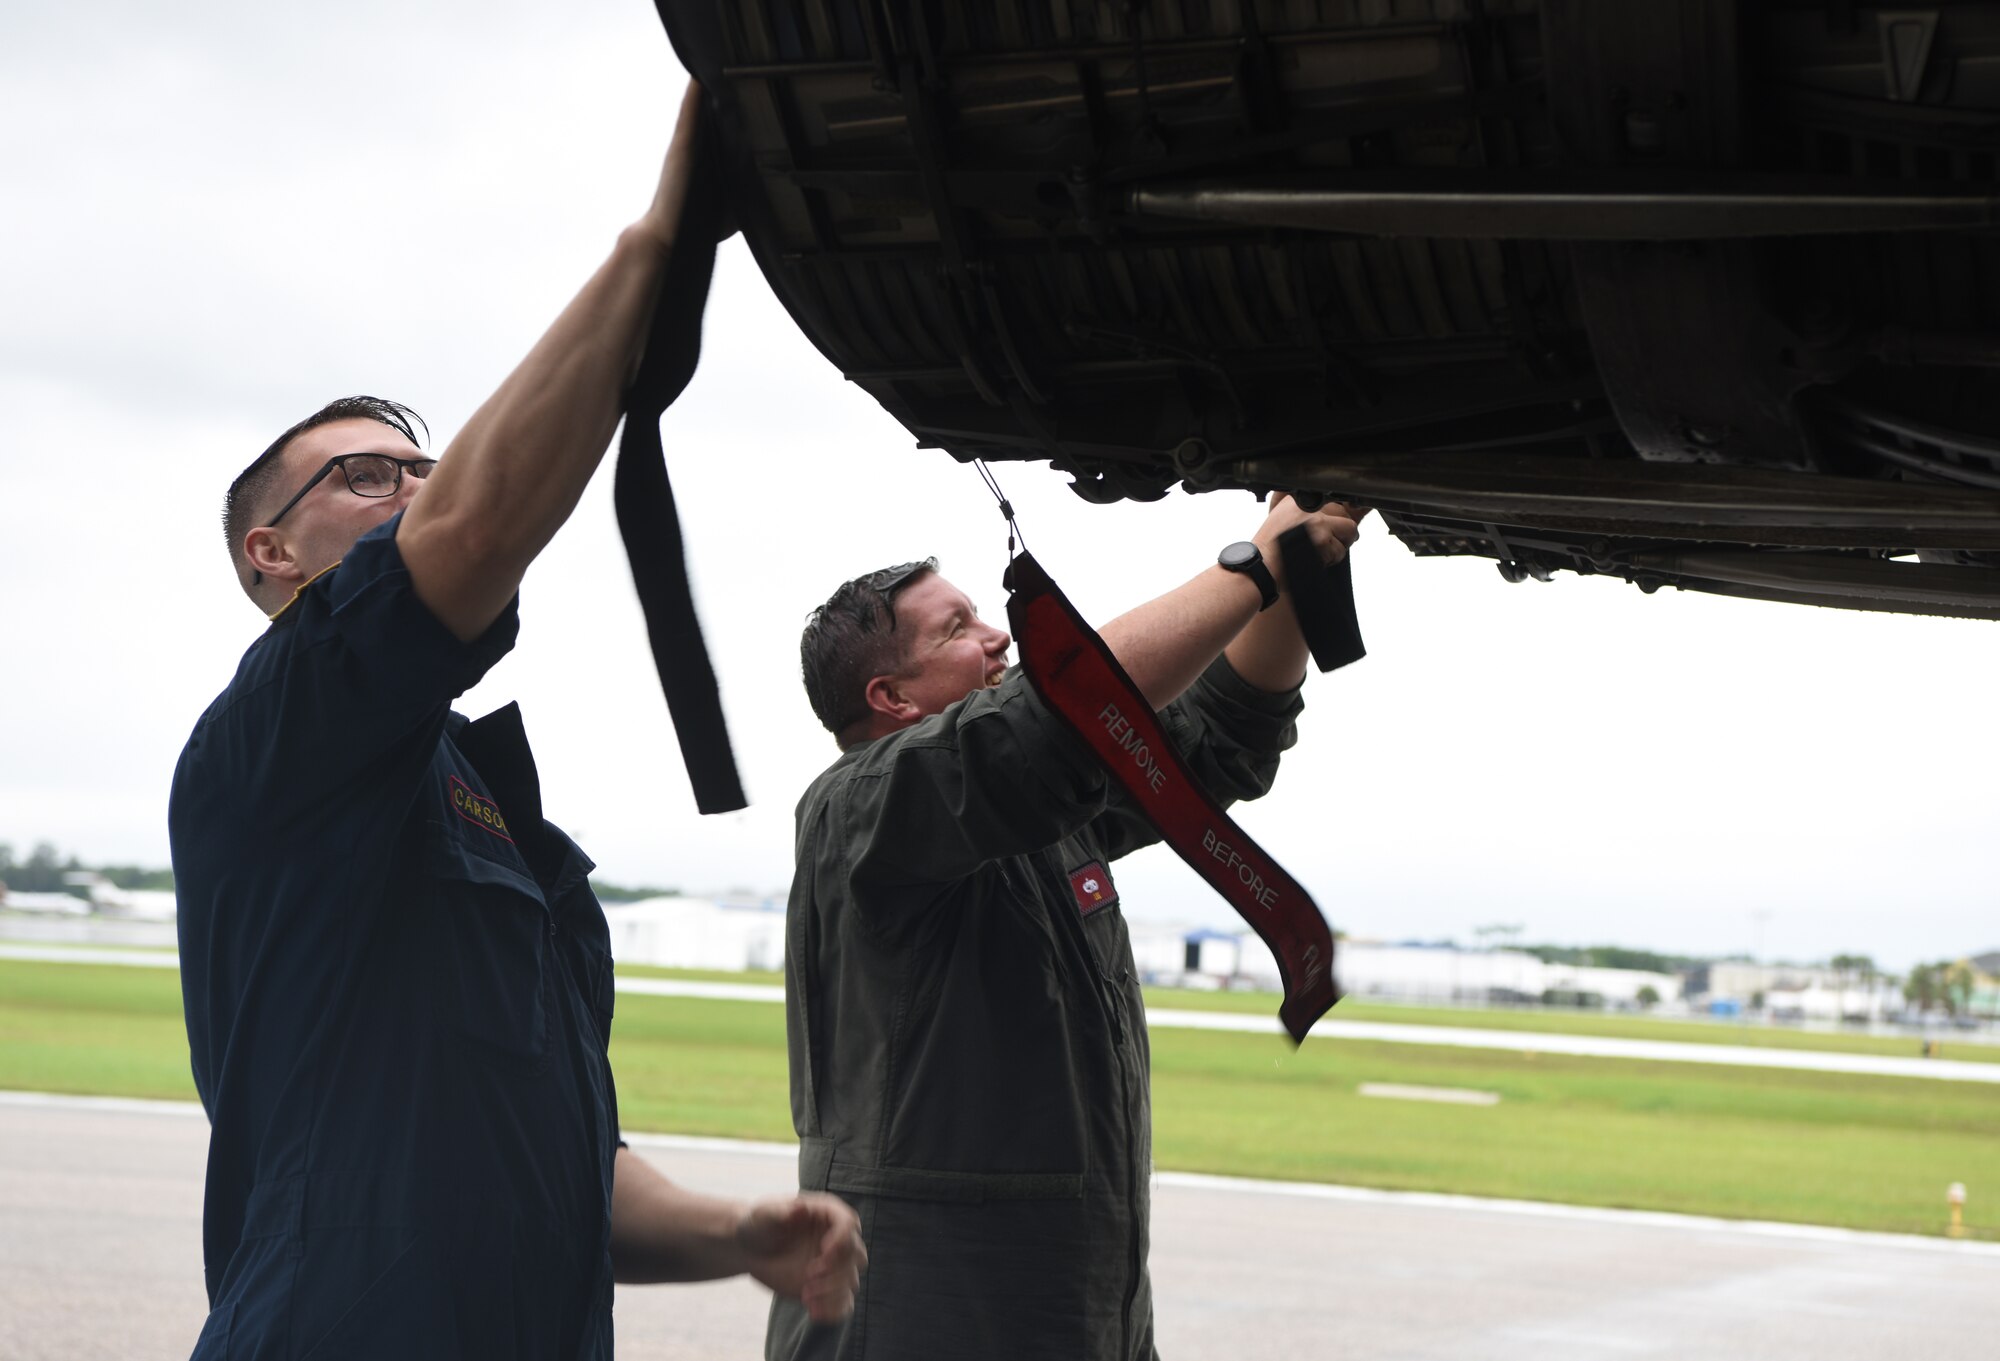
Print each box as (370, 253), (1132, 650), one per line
(263, 453), (438, 529)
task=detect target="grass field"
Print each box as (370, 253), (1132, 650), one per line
(619, 964), (785, 986)
(4, 959), (1994, 1239)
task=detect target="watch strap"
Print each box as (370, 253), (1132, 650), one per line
(1218, 541), (1279, 611)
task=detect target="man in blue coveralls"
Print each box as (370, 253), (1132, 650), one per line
(168, 86), (864, 1359)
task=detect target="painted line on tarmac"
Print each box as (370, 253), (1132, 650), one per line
(1357, 1082), (1501, 1106)
(0, 1090), (205, 1117)
(1148, 1007), (2000, 1084)
(10, 949), (1998, 1084)
(0, 944), (180, 968)
(623, 1129), (795, 1159)
(1154, 1169), (2000, 1259)
(9, 1090), (1993, 1259)
(618, 977), (790, 1004)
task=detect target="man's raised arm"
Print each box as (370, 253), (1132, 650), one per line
(1097, 494), (1360, 709)
(397, 83), (706, 642)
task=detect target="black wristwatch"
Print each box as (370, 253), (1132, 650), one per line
(1217, 540), (1278, 611)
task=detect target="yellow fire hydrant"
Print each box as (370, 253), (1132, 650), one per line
(1948, 1182), (1967, 1239)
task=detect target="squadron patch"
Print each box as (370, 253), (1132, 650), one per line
(448, 776), (513, 842)
(1067, 860), (1117, 916)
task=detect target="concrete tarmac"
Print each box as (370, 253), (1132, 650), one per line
(2, 1095), (1994, 1360)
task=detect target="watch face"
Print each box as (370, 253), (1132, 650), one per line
(1220, 540), (1260, 569)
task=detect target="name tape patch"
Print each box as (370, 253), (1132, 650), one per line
(448, 776), (513, 842)
(1068, 860), (1117, 916)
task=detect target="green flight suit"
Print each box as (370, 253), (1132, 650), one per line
(769, 658), (1302, 1361)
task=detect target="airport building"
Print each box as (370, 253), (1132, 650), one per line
(1147, 933), (1684, 1011)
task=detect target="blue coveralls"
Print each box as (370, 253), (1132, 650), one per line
(169, 516), (621, 1359)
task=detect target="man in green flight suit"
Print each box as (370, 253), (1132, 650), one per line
(769, 494), (1363, 1361)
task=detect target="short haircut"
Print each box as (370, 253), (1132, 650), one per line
(800, 558), (939, 740)
(223, 396), (428, 583)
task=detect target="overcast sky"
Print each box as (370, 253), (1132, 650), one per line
(4, 1), (1995, 973)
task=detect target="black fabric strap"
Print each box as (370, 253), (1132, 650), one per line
(613, 103), (746, 815)
(1278, 527), (1367, 674)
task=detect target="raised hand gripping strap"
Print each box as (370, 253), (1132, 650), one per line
(1006, 551), (1340, 1043)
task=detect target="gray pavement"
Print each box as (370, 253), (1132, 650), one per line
(1, 1095), (1994, 1360)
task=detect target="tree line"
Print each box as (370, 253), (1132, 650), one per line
(1522, 944), (1705, 974)
(0, 842), (689, 905)
(1, 836), (704, 908)
(1, 841), (1987, 1016)
(0, 842), (175, 895)
(1904, 959), (1985, 1017)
